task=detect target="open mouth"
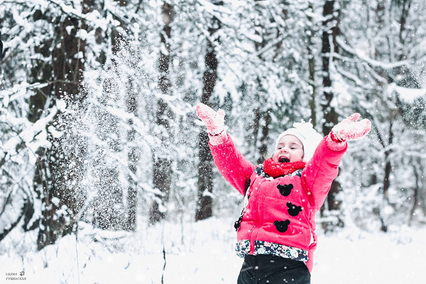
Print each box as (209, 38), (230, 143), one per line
(278, 157), (290, 163)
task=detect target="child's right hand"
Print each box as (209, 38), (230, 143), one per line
(196, 103), (225, 135)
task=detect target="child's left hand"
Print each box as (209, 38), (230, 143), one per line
(330, 113), (371, 142)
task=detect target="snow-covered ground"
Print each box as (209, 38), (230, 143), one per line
(1, 217), (426, 284)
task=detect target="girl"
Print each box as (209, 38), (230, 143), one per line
(196, 103), (371, 284)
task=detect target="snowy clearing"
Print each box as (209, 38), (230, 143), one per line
(1, 218), (426, 284)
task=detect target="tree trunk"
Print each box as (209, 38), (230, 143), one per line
(321, 0), (339, 133)
(253, 106), (261, 162)
(382, 121), (393, 203)
(149, 2), (174, 225)
(380, 122), (393, 233)
(125, 78), (139, 231)
(26, 8), (55, 238)
(398, 0), (412, 47)
(409, 159), (421, 225)
(307, 1), (317, 127)
(320, 0), (344, 230)
(257, 110), (271, 165)
(37, 9), (87, 249)
(196, 131), (214, 221)
(195, 16), (221, 221)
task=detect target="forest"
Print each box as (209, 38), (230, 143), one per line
(1, 0), (426, 283)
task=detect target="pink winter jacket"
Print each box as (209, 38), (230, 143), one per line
(209, 134), (347, 272)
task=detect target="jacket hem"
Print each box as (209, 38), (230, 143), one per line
(235, 240), (309, 262)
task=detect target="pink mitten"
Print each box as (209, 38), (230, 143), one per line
(331, 113), (371, 141)
(326, 113), (371, 151)
(196, 103), (227, 145)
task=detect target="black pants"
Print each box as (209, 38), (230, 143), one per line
(237, 255), (311, 284)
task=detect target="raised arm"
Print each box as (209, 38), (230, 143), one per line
(196, 103), (255, 195)
(304, 113), (371, 210)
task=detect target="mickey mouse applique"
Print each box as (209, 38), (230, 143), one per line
(287, 202), (302, 216)
(274, 183), (304, 233)
(274, 220), (290, 233)
(277, 184), (293, 196)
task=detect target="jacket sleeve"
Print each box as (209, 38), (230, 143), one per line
(209, 134), (256, 196)
(302, 137), (347, 211)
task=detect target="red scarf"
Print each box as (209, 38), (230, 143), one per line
(263, 158), (306, 178)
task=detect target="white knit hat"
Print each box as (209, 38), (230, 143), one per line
(275, 121), (323, 162)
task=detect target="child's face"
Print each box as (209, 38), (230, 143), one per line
(272, 135), (304, 163)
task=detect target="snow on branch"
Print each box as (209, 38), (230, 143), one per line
(389, 83), (426, 103)
(336, 37), (409, 69)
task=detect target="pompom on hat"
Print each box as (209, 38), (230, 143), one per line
(275, 120), (323, 162)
